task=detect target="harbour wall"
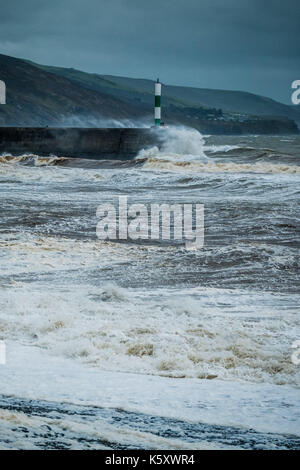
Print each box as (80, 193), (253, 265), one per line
(0, 127), (160, 159)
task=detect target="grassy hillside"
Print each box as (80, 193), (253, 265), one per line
(27, 59), (300, 127)
(27, 62), (189, 110)
(0, 54), (146, 126)
(0, 53), (298, 133)
(102, 75), (300, 125)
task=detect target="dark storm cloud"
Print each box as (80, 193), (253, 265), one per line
(0, 0), (299, 102)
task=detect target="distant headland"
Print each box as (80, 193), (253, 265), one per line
(0, 53), (299, 135)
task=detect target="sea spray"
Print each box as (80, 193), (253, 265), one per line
(137, 126), (209, 162)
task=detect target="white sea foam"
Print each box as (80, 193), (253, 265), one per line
(1, 342), (299, 439)
(0, 235), (299, 386)
(0, 400), (217, 450)
(0, 155), (106, 183)
(1, 133), (299, 447)
(143, 158), (300, 175)
(138, 127), (209, 162)
(0, 154), (68, 166)
(136, 126), (300, 174)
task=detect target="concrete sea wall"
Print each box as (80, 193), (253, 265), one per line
(0, 127), (160, 159)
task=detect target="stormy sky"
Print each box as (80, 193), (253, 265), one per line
(0, 0), (299, 103)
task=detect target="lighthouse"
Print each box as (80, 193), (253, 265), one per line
(154, 78), (161, 126)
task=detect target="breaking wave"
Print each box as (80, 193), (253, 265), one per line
(1, 130), (300, 448)
(0, 154), (108, 183)
(138, 127), (209, 162)
(0, 234), (299, 386)
(143, 158), (300, 175)
(0, 154), (68, 166)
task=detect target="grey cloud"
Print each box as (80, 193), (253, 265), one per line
(0, 0), (299, 103)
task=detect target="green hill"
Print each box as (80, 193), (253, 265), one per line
(0, 54), (145, 127)
(0, 53), (298, 134)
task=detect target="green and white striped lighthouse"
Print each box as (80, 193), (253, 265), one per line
(154, 78), (162, 126)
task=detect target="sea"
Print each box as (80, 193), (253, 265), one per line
(0, 128), (299, 449)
